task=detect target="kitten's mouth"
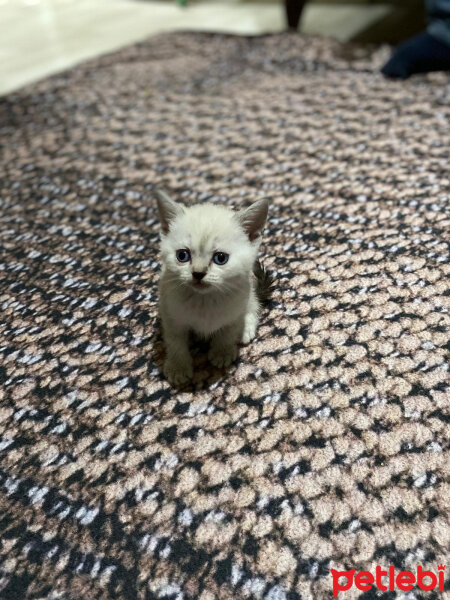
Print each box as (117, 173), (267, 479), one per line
(191, 280), (210, 291)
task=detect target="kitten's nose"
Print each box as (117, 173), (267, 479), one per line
(192, 271), (206, 281)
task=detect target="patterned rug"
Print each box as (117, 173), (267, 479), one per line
(0, 33), (449, 600)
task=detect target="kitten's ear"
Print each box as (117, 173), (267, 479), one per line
(238, 198), (269, 241)
(154, 189), (184, 234)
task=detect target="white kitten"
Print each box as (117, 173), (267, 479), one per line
(155, 190), (270, 386)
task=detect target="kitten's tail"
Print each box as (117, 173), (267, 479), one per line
(253, 260), (274, 306)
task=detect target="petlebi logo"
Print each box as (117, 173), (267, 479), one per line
(330, 564), (446, 596)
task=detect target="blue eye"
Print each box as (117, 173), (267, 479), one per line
(213, 252), (229, 265)
(176, 249), (191, 263)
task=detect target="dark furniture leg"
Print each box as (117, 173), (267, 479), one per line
(285, 0), (307, 31)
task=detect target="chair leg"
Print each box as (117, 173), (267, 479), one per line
(285, 0), (307, 31)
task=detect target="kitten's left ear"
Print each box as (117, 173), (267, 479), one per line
(238, 198), (269, 241)
(154, 189), (184, 234)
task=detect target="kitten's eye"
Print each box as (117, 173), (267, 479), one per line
(176, 249), (191, 263)
(213, 252), (229, 265)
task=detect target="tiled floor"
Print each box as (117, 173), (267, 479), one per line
(0, 0), (390, 95)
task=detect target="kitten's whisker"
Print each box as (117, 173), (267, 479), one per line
(164, 276), (189, 291)
(216, 283), (242, 295)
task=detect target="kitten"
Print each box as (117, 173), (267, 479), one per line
(155, 190), (271, 386)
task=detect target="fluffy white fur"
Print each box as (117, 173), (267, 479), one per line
(155, 190), (268, 386)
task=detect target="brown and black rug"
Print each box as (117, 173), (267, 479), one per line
(0, 33), (449, 600)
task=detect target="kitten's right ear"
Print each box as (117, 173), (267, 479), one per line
(238, 198), (269, 242)
(154, 189), (184, 234)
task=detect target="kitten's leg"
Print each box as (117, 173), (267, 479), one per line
(241, 287), (260, 345)
(208, 322), (240, 368)
(162, 322), (193, 386)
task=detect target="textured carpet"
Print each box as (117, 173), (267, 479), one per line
(0, 33), (449, 600)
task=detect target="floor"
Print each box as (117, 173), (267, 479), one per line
(0, 0), (391, 96)
(2, 30), (449, 600)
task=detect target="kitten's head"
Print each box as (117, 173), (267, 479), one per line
(155, 190), (268, 294)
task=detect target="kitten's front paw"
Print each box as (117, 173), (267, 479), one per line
(241, 319), (257, 345)
(163, 357), (193, 386)
(208, 344), (238, 368)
